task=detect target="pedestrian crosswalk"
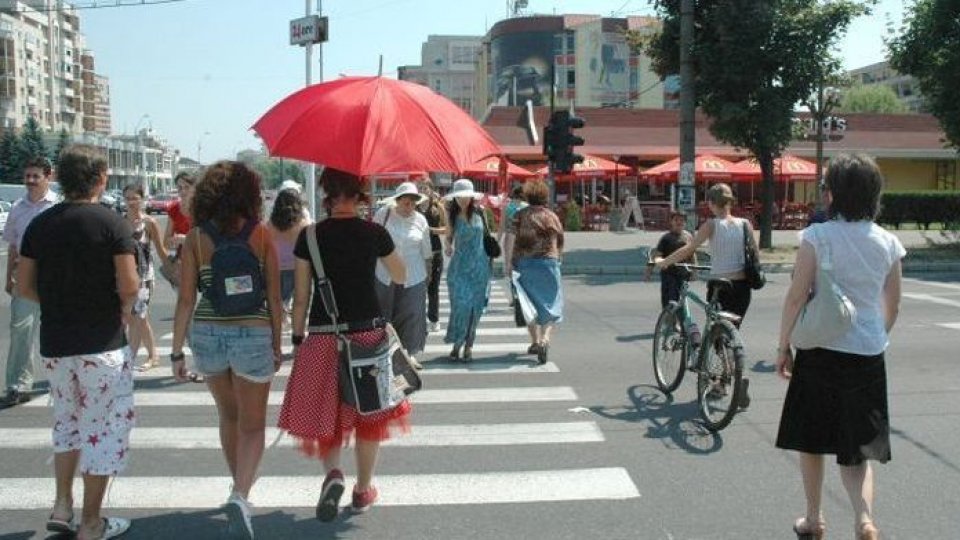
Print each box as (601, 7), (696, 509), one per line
(0, 280), (640, 532)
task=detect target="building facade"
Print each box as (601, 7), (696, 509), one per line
(73, 128), (178, 194)
(847, 61), (925, 113)
(398, 34), (482, 116)
(80, 50), (109, 134)
(473, 15), (667, 119)
(0, 1), (109, 133)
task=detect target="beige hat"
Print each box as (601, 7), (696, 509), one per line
(443, 178), (483, 200)
(707, 183), (735, 205)
(387, 181), (428, 205)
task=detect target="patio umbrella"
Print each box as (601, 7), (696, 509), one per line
(728, 154), (818, 182)
(640, 154), (737, 182)
(462, 156), (535, 179)
(535, 154), (627, 179)
(252, 76), (502, 177)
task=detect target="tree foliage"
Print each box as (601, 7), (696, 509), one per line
(838, 84), (907, 114)
(637, 0), (872, 247)
(0, 129), (21, 183)
(52, 128), (72, 164)
(888, 0), (960, 149)
(252, 157), (306, 190)
(18, 116), (47, 164)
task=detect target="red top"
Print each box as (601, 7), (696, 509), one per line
(167, 201), (191, 234)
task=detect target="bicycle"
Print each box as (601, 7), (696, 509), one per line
(648, 263), (749, 432)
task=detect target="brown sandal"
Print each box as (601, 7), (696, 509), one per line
(187, 372), (205, 383)
(793, 517), (825, 540)
(857, 521), (879, 540)
(135, 358), (160, 371)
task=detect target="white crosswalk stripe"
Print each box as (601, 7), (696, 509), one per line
(2, 280), (642, 519)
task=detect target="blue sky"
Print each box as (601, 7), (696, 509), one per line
(80, 0), (905, 163)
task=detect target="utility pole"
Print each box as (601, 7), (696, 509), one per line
(677, 0), (696, 230)
(304, 0), (317, 220)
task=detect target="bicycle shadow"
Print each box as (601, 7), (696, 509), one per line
(615, 333), (655, 343)
(588, 384), (723, 455)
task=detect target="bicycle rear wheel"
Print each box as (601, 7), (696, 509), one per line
(652, 308), (686, 394)
(697, 320), (745, 432)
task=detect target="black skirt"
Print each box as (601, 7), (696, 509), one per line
(775, 347), (890, 466)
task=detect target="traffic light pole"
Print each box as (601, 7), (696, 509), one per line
(548, 63), (556, 208)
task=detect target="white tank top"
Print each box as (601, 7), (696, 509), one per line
(709, 217), (746, 276)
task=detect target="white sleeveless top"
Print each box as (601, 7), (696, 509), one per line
(709, 217), (747, 276)
(800, 220), (906, 356)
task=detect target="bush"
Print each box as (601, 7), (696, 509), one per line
(877, 191), (960, 230)
(563, 199), (582, 231)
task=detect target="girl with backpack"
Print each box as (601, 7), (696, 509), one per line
(170, 161), (283, 540)
(122, 183), (168, 372)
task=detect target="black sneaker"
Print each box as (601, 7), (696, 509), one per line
(1, 389), (31, 407)
(738, 378), (751, 410)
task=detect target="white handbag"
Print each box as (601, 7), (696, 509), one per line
(790, 239), (857, 350)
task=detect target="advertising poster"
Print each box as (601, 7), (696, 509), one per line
(578, 21), (630, 105)
(491, 32), (554, 106)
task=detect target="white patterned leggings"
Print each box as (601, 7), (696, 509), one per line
(46, 347), (135, 476)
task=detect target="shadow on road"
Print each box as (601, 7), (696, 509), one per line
(615, 333), (654, 343)
(891, 425), (960, 476)
(587, 384), (723, 455)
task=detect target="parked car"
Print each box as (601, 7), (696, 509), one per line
(146, 193), (178, 215)
(0, 201), (10, 232)
(99, 192), (125, 214)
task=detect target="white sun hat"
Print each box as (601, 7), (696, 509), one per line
(279, 179), (302, 194)
(442, 178), (483, 200)
(387, 181), (428, 205)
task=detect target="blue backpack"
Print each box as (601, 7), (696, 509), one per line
(200, 220), (266, 317)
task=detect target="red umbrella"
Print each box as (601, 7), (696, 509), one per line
(729, 154), (818, 182)
(462, 156), (535, 179)
(535, 154), (628, 180)
(640, 154), (736, 182)
(252, 76), (502, 177)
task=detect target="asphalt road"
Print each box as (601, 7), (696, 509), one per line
(0, 251), (958, 538)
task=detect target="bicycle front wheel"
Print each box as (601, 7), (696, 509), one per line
(697, 320), (745, 432)
(652, 308), (686, 394)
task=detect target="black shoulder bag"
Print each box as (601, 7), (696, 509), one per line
(478, 208), (502, 259)
(742, 221), (766, 290)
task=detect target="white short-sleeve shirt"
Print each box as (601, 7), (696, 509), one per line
(2, 189), (59, 249)
(374, 206), (432, 287)
(800, 220), (907, 355)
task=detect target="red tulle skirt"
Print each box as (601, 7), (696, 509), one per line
(278, 329), (411, 459)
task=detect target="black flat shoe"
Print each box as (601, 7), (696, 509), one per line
(537, 343), (548, 365)
(462, 347), (473, 362)
(449, 348), (461, 362)
(527, 343), (540, 355)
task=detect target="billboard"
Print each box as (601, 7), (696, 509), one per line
(577, 21), (630, 105)
(491, 32), (555, 107)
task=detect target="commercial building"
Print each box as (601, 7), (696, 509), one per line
(398, 35), (482, 116)
(73, 127), (179, 193)
(847, 61), (925, 113)
(473, 15), (669, 119)
(0, 0), (109, 133)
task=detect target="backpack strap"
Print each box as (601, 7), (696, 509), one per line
(380, 207), (391, 227)
(200, 220), (222, 245)
(305, 223), (341, 330)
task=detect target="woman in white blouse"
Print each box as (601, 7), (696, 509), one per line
(373, 182), (432, 369)
(776, 154), (904, 540)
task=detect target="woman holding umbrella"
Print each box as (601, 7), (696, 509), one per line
(512, 179), (564, 364)
(443, 179), (491, 362)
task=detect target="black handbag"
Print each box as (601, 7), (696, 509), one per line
(742, 221), (766, 290)
(304, 225), (422, 414)
(479, 210), (502, 259)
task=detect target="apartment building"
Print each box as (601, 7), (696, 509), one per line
(398, 35), (482, 116)
(847, 61), (925, 113)
(80, 50), (109, 134)
(0, 0), (109, 133)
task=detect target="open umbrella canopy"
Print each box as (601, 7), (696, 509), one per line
(535, 154), (628, 179)
(728, 154), (818, 182)
(252, 76), (502, 177)
(641, 154), (736, 182)
(462, 156), (535, 179)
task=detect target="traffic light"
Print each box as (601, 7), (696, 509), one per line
(543, 111), (585, 174)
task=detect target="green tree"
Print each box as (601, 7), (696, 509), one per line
(838, 84), (907, 114)
(17, 116), (47, 166)
(637, 0), (871, 247)
(51, 128), (71, 164)
(0, 129), (21, 183)
(888, 0), (960, 149)
(253, 157), (306, 190)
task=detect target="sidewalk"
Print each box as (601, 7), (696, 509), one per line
(549, 228), (960, 276)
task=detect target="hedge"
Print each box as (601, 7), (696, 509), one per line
(877, 191), (960, 230)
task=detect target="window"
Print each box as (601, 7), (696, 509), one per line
(450, 45), (477, 66)
(566, 70), (576, 86)
(553, 35), (564, 54)
(565, 32), (575, 51)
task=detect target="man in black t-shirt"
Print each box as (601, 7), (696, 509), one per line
(646, 211), (697, 308)
(17, 145), (140, 540)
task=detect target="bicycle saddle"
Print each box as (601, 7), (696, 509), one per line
(707, 278), (733, 291)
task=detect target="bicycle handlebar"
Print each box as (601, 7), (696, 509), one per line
(646, 261), (712, 271)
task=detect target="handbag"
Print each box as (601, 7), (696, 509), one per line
(479, 210), (502, 259)
(158, 251), (181, 288)
(741, 221), (766, 290)
(304, 224), (422, 415)
(790, 238), (857, 349)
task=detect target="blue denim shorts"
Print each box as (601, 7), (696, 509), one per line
(189, 322), (274, 383)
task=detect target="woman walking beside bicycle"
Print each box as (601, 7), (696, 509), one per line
(775, 154), (904, 540)
(655, 183), (756, 324)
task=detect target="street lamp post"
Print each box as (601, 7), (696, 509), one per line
(135, 114), (150, 197)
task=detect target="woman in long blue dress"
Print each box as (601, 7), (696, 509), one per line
(442, 179), (491, 361)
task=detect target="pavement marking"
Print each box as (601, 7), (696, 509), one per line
(0, 422), (602, 450)
(903, 292), (960, 309)
(133, 361), (559, 379)
(936, 323), (960, 331)
(903, 278), (960, 292)
(24, 386), (578, 407)
(0, 468), (639, 509)
(423, 343), (529, 354)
